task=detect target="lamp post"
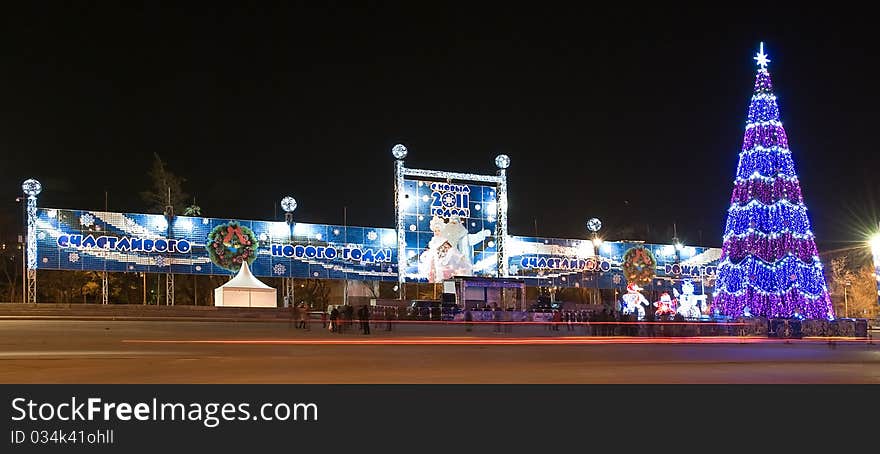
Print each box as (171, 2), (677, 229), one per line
(392, 144), (407, 300)
(587, 218), (602, 305)
(870, 229), (880, 306)
(21, 179), (41, 304)
(281, 196), (297, 307)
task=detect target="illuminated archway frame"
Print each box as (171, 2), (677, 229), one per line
(393, 156), (509, 291)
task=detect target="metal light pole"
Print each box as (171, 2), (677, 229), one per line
(587, 218), (602, 305)
(495, 154), (510, 278)
(281, 196), (297, 306)
(392, 144), (407, 301)
(870, 229), (880, 307)
(843, 279), (851, 318)
(21, 179), (41, 304)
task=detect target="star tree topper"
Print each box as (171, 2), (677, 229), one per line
(754, 42), (770, 69)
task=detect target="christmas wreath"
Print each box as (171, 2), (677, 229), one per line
(622, 246), (657, 285)
(207, 221), (259, 271)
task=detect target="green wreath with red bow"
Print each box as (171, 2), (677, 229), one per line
(207, 221), (259, 271)
(622, 246), (657, 285)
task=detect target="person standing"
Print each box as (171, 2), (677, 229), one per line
(330, 306), (340, 333)
(358, 305), (371, 335)
(290, 303), (300, 329)
(385, 306), (394, 331)
(298, 303), (310, 330)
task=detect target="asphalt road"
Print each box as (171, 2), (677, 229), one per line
(0, 320), (878, 383)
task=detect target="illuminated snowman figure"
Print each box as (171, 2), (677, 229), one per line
(620, 283), (649, 320)
(673, 279), (706, 319)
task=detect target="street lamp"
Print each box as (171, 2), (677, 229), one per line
(870, 231), (880, 306)
(281, 196), (297, 307)
(21, 179), (41, 304)
(586, 218), (603, 305)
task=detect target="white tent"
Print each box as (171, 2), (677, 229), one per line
(213, 261), (277, 308)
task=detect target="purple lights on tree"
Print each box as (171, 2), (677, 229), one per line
(730, 178), (803, 205)
(741, 124), (789, 151)
(714, 44), (834, 320)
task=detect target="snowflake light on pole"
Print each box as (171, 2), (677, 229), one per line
(714, 43), (834, 320)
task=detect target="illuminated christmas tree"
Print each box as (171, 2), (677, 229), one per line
(714, 43), (834, 320)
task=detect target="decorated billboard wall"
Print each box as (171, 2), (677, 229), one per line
(34, 208), (398, 281)
(33, 208), (722, 290)
(400, 179), (499, 282)
(506, 236), (722, 293)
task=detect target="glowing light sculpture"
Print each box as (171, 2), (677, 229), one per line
(714, 43), (834, 320)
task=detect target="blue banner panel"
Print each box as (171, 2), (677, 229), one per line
(506, 236), (722, 292)
(401, 180), (499, 282)
(34, 208), (398, 280)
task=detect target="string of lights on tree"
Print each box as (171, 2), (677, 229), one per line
(714, 43), (835, 320)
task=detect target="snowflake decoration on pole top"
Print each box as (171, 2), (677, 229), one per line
(280, 196), (297, 213)
(495, 154), (510, 169)
(22, 179), (42, 197)
(587, 217), (602, 233)
(754, 42), (770, 69)
(391, 143), (408, 160)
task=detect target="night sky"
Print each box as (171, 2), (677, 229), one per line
(2, 4), (878, 252)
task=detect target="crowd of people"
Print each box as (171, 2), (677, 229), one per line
(286, 302), (731, 337)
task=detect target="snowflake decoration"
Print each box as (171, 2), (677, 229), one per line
(421, 195), (430, 203)
(409, 224), (416, 231)
(418, 215), (424, 221)
(41, 257), (48, 263)
(195, 265), (202, 271)
(68, 252), (80, 263)
(313, 272), (319, 277)
(315, 233), (323, 240)
(273, 263), (287, 275)
(367, 231), (378, 241)
(475, 204), (481, 211)
(612, 275), (622, 285)
(259, 233), (269, 242)
(487, 241), (495, 248)
(155, 256), (167, 267)
(80, 213), (95, 227)
(387, 267), (394, 273)
(333, 229), (340, 235)
(487, 215), (496, 223)
(202, 218), (210, 225)
(37, 232), (46, 240)
(441, 193), (456, 206)
(471, 222), (476, 227)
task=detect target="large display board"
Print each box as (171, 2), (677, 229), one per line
(34, 208), (398, 280)
(506, 236), (721, 292)
(400, 180), (499, 282)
